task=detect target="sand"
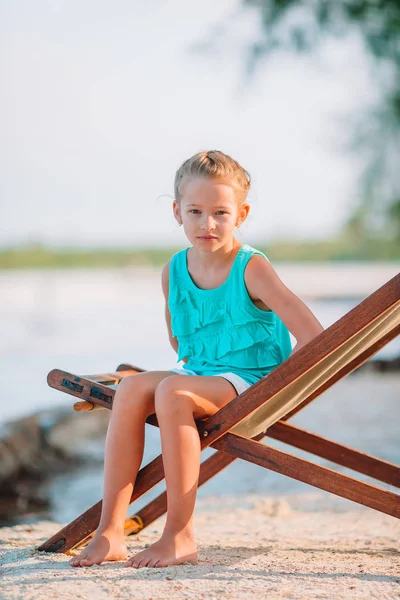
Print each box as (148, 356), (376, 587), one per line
(1, 493), (399, 600)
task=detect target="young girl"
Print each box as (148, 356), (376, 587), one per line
(70, 150), (324, 570)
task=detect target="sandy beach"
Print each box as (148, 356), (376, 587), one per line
(1, 492), (399, 600)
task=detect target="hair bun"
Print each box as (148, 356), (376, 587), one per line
(174, 150), (251, 205)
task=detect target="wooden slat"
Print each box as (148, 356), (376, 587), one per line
(76, 365), (143, 391)
(47, 370), (115, 408)
(213, 433), (400, 518)
(116, 363), (145, 373)
(82, 367), (144, 384)
(47, 366), (142, 407)
(267, 421), (400, 487)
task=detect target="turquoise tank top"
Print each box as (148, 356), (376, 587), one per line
(168, 243), (292, 386)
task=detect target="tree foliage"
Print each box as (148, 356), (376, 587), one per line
(192, 1), (400, 240)
(243, 0), (400, 239)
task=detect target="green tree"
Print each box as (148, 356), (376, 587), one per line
(193, 0), (400, 240)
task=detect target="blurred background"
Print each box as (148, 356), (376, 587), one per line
(1, 0), (399, 526)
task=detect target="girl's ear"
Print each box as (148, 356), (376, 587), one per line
(238, 203), (251, 224)
(172, 201), (183, 226)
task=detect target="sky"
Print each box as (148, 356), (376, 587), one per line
(0, 0), (376, 248)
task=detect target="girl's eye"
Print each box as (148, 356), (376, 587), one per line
(189, 210), (227, 215)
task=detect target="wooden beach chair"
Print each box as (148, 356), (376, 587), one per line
(38, 273), (400, 555)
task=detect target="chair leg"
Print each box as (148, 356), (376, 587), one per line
(267, 421), (400, 487)
(214, 433), (400, 519)
(38, 434), (265, 553)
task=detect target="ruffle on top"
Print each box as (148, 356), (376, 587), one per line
(169, 280), (227, 336)
(176, 322), (283, 369)
(168, 267), (285, 371)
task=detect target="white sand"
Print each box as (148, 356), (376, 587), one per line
(1, 493), (399, 600)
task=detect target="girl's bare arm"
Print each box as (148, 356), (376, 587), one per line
(161, 262), (188, 362)
(244, 255), (324, 356)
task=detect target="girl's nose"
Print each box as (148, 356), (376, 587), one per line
(200, 216), (216, 229)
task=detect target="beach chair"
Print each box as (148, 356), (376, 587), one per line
(38, 273), (400, 555)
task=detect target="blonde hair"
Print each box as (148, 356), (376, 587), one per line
(174, 150), (251, 207)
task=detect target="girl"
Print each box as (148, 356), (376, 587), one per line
(69, 150), (324, 570)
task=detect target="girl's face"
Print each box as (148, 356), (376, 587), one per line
(174, 177), (248, 249)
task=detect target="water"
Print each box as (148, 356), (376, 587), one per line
(1, 266), (398, 425)
(0, 267), (398, 522)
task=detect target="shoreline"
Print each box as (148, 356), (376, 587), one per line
(1, 262), (399, 300)
(1, 492), (399, 599)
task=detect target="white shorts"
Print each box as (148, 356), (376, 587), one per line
(167, 367), (251, 396)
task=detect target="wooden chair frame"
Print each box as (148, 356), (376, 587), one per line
(38, 273), (400, 554)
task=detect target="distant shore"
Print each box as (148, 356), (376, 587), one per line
(0, 235), (399, 269)
(1, 492), (399, 600)
(1, 257), (398, 300)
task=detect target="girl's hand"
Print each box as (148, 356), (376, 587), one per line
(182, 356), (188, 364)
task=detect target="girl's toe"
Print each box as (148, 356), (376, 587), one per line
(148, 558), (160, 568)
(157, 560), (167, 568)
(124, 559), (136, 568)
(137, 559), (148, 569)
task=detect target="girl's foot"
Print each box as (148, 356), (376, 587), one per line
(69, 529), (127, 567)
(124, 530), (198, 569)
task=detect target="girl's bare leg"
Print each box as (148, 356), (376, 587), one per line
(69, 371), (176, 567)
(125, 374), (237, 569)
